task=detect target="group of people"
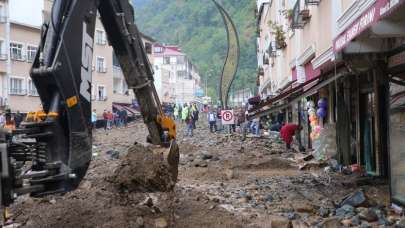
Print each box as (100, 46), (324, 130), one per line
(0, 110), (23, 130)
(173, 103), (200, 137)
(94, 109), (128, 130)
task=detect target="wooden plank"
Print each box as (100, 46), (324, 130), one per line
(373, 69), (382, 175)
(355, 75), (361, 165)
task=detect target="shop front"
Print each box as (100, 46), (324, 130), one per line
(387, 48), (405, 207)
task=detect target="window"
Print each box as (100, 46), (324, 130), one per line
(164, 56), (170, 65)
(154, 46), (163, 53)
(0, 5), (6, 23)
(177, 71), (187, 79)
(95, 30), (106, 45)
(10, 42), (24, 60)
(97, 85), (107, 101)
(0, 40), (6, 60)
(145, 42), (152, 54)
(26, 45), (37, 62)
(9, 77), (25, 95)
(177, 56), (185, 64)
(27, 79), (39, 96)
(96, 57), (107, 73)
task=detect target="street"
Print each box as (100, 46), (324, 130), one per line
(9, 119), (399, 228)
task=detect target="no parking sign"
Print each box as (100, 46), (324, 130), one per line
(221, 110), (234, 125)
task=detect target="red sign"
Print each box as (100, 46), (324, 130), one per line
(333, 0), (405, 53)
(388, 50), (405, 69)
(221, 110), (234, 125)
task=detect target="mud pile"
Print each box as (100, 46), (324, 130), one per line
(114, 144), (177, 192)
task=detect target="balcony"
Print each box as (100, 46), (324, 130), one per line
(305, 0), (320, 5)
(96, 96), (108, 101)
(9, 89), (27, 96)
(0, 16), (7, 23)
(96, 66), (107, 73)
(290, 0), (311, 29)
(113, 66), (123, 79)
(0, 54), (7, 61)
(10, 54), (26, 62)
(28, 90), (39, 96)
(96, 39), (107, 46)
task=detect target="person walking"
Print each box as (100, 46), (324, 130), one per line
(280, 124), (303, 151)
(0, 112), (5, 127)
(14, 111), (23, 128)
(174, 105), (179, 121)
(185, 108), (194, 137)
(181, 104), (189, 123)
(208, 109), (217, 133)
(4, 109), (15, 130)
(191, 103), (199, 129)
(216, 106), (222, 131)
(251, 117), (260, 136)
(120, 109), (128, 127)
(91, 109), (97, 129)
(102, 110), (108, 131)
(106, 110), (113, 130)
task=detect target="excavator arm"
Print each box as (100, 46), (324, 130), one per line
(0, 0), (178, 209)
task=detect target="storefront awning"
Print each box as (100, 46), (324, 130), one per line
(334, 0), (405, 53)
(248, 71), (349, 120)
(249, 76), (319, 114)
(113, 103), (140, 116)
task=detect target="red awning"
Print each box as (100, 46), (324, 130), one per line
(334, 0), (405, 52)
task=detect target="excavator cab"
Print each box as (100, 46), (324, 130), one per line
(0, 0), (179, 215)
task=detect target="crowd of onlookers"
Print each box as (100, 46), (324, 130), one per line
(92, 109), (129, 131)
(0, 109), (24, 130)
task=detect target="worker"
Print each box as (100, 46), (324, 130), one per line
(181, 104), (189, 123)
(4, 109), (15, 130)
(191, 103), (199, 129)
(208, 108), (217, 133)
(91, 109), (97, 129)
(174, 105), (179, 121)
(280, 124), (303, 151)
(14, 111), (23, 128)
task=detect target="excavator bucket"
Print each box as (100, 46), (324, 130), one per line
(167, 139), (180, 181)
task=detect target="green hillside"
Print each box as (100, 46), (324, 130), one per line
(133, 0), (257, 101)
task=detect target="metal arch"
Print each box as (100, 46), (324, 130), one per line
(212, 0), (240, 108)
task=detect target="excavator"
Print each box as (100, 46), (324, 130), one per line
(0, 0), (179, 217)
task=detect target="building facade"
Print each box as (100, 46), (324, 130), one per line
(0, 0), (155, 116)
(152, 44), (202, 105)
(254, 0), (405, 207)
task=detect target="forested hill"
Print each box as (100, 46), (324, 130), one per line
(133, 0), (257, 100)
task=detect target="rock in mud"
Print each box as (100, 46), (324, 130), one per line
(114, 144), (178, 192)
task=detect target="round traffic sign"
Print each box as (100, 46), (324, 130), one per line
(222, 110), (233, 121)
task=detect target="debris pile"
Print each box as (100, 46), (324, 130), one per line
(114, 144), (177, 192)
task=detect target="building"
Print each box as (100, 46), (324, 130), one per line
(253, 0), (405, 208)
(152, 44), (202, 105)
(0, 0), (155, 116)
(0, 0), (48, 112)
(229, 88), (252, 107)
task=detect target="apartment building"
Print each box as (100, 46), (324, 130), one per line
(254, 0), (405, 207)
(0, 0), (156, 116)
(152, 44), (202, 105)
(0, 0), (47, 113)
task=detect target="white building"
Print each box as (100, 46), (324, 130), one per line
(152, 44), (202, 104)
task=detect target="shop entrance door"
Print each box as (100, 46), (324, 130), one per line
(359, 92), (377, 174)
(389, 81), (405, 206)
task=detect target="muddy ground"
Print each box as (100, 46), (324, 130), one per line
(9, 119), (403, 227)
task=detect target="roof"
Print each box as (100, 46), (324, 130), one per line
(153, 44), (186, 57)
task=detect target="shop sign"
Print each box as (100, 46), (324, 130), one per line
(388, 49), (405, 69)
(334, 0), (405, 53)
